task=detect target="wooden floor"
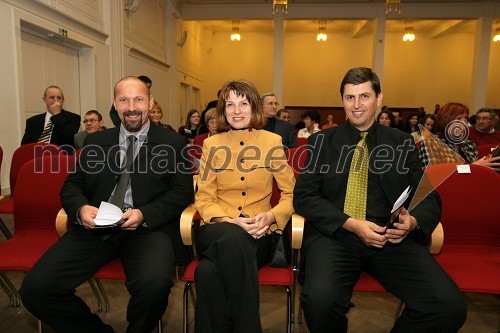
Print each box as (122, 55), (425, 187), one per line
(1, 214), (499, 332)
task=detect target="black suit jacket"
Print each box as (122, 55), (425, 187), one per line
(274, 118), (297, 148)
(60, 125), (194, 263)
(21, 110), (81, 147)
(294, 121), (441, 249)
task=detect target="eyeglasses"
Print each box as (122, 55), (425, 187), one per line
(83, 119), (98, 124)
(265, 102), (279, 107)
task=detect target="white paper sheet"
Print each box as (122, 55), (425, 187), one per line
(93, 201), (123, 227)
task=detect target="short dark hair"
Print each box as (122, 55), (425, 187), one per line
(340, 67), (381, 98)
(303, 109), (320, 124)
(85, 110), (102, 121)
(137, 75), (152, 86)
(217, 80), (267, 132)
(376, 110), (395, 126)
(276, 109), (289, 118)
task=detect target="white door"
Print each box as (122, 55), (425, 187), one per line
(21, 31), (82, 131)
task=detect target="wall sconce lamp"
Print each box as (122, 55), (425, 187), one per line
(493, 21), (500, 42)
(386, 0), (401, 14)
(403, 20), (415, 42)
(272, 0), (288, 15)
(317, 20), (327, 42)
(231, 20), (241, 42)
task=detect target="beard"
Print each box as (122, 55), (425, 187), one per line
(122, 110), (144, 132)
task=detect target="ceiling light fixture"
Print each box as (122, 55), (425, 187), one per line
(494, 21), (500, 42)
(272, 0), (288, 16)
(386, 0), (401, 14)
(317, 20), (327, 42)
(231, 20), (240, 42)
(403, 20), (415, 42)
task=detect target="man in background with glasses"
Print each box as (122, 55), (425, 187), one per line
(261, 92), (296, 148)
(74, 110), (106, 149)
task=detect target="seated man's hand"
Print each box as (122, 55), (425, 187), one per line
(343, 218), (387, 248)
(385, 208), (416, 243)
(119, 209), (144, 230)
(474, 155), (500, 171)
(79, 205), (98, 229)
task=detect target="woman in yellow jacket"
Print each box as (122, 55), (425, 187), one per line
(194, 80), (295, 333)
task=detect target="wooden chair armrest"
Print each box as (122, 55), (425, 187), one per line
(55, 208), (69, 237)
(291, 213), (305, 249)
(428, 222), (444, 254)
(180, 204), (197, 246)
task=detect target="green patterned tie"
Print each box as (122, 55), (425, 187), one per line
(344, 132), (369, 220)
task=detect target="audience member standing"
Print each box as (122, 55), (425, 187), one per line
(21, 85), (80, 147)
(74, 110), (105, 149)
(180, 109), (206, 144)
(261, 92), (297, 147)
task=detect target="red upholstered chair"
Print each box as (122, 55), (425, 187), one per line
(179, 184), (304, 333)
(477, 144), (497, 159)
(296, 137), (308, 147)
(0, 143), (61, 239)
(287, 146), (308, 178)
(430, 163), (500, 294)
(0, 154), (76, 308)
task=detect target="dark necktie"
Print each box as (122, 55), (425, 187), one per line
(38, 120), (53, 143)
(344, 132), (369, 220)
(110, 135), (137, 210)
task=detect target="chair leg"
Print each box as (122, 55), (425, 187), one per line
(0, 216), (13, 239)
(157, 318), (162, 333)
(285, 286), (292, 333)
(37, 318), (43, 333)
(394, 301), (404, 322)
(0, 272), (15, 306)
(0, 272), (20, 306)
(88, 278), (103, 313)
(95, 279), (110, 312)
(183, 281), (192, 333)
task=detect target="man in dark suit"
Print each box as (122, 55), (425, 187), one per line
(261, 92), (297, 147)
(294, 67), (466, 333)
(21, 85), (81, 147)
(20, 77), (194, 333)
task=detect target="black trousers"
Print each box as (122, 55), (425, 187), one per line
(20, 226), (176, 333)
(194, 223), (272, 333)
(300, 229), (467, 333)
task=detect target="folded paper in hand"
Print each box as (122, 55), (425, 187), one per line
(93, 201), (125, 228)
(387, 186), (411, 228)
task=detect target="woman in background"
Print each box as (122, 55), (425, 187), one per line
(180, 109), (205, 143)
(376, 109), (394, 127)
(418, 102), (500, 170)
(149, 101), (174, 131)
(194, 80), (295, 333)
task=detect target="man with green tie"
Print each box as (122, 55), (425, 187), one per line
(293, 67), (466, 333)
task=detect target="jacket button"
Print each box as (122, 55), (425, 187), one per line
(240, 158), (244, 163)
(240, 141), (244, 145)
(242, 192), (246, 196)
(241, 176), (245, 181)
(238, 206), (242, 211)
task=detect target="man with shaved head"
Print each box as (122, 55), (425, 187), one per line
(21, 76), (193, 333)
